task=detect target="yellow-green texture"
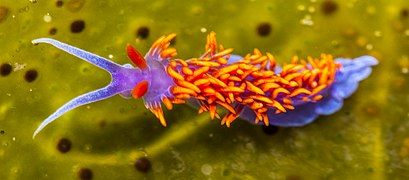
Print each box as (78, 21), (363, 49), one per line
(0, 0), (408, 179)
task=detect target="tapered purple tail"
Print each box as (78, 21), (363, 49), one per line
(239, 55), (378, 127)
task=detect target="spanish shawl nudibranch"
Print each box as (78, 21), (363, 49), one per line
(31, 32), (378, 138)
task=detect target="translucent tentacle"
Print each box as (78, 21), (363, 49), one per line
(32, 38), (123, 73)
(32, 83), (121, 138)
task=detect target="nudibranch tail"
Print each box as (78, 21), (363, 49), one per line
(239, 55), (378, 127)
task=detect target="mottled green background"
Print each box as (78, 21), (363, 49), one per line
(1, 0), (409, 179)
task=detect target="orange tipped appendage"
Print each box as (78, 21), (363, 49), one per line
(150, 106), (167, 127)
(126, 44), (148, 70)
(148, 33), (177, 59)
(132, 80), (149, 99)
(162, 32), (339, 126)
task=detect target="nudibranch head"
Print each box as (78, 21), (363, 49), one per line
(126, 34), (178, 126)
(30, 34), (178, 137)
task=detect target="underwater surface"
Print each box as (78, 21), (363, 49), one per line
(0, 0), (409, 179)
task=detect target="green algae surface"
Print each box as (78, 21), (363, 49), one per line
(1, 0), (409, 179)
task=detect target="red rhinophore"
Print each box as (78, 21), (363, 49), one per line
(126, 44), (148, 70)
(132, 80), (149, 98)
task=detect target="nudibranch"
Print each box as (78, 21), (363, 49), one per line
(31, 32), (378, 138)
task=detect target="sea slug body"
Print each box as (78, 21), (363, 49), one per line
(31, 32), (378, 138)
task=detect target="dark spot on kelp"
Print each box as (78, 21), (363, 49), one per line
(0, 63), (12, 76)
(24, 69), (38, 82)
(49, 27), (57, 35)
(78, 168), (93, 180)
(57, 138), (72, 153)
(136, 26), (150, 39)
(401, 8), (408, 18)
(0, 6), (9, 23)
(262, 125), (279, 135)
(256, 22), (272, 37)
(321, 0), (338, 15)
(70, 20), (85, 33)
(135, 157), (151, 173)
(0, 130), (5, 135)
(56, 0), (64, 7)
